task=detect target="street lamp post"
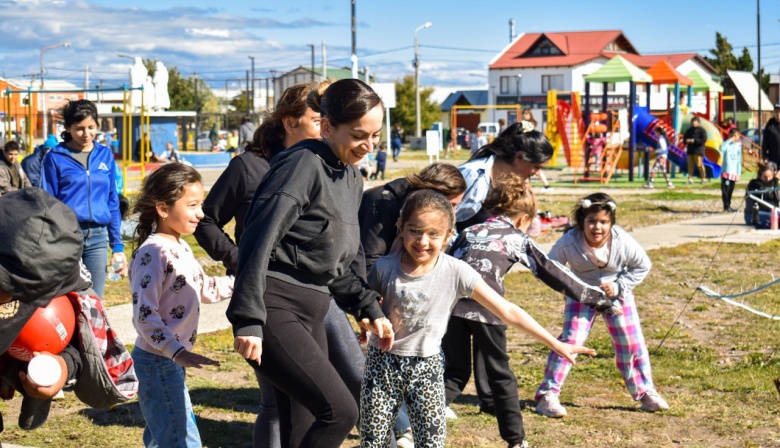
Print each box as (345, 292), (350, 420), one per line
(248, 56), (255, 116)
(40, 42), (70, 138)
(516, 74), (522, 105)
(414, 21), (432, 138)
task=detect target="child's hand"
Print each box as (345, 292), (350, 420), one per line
(233, 336), (263, 363)
(359, 317), (394, 351)
(174, 350), (221, 369)
(357, 319), (370, 344)
(18, 351), (67, 399)
(599, 283), (616, 298)
(553, 342), (597, 365)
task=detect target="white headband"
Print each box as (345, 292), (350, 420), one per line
(579, 198), (617, 211)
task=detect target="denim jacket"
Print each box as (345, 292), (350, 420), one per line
(455, 155), (494, 223)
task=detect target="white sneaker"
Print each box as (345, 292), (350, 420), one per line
(444, 406), (458, 419)
(640, 391), (669, 412)
(509, 441), (529, 448)
(52, 390), (65, 400)
(535, 393), (567, 418)
(396, 430), (414, 448)
(643, 182), (653, 189)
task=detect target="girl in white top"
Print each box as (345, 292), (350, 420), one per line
(360, 189), (596, 448)
(534, 192), (669, 419)
(130, 163), (233, 448)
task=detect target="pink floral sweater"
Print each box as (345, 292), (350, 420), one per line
(131, 234), (233, 358)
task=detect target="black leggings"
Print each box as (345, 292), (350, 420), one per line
(721, 178), (736, 210)
(249, 277), (358, 448)
(442, 316), (525, 445)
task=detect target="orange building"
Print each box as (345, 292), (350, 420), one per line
(0, 78), (40, 144)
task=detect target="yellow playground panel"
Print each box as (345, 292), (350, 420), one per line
(2, 85), (152, 196)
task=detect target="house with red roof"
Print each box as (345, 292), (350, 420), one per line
(487, 30), (717, 125)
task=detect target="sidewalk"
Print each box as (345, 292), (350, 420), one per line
(104, 210), (780, 345)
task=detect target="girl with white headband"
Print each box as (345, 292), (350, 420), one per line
(534, 192), (669, 418)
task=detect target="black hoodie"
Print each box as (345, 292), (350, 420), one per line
(227, 139), (383, 339)
(358, 177), (412, 274)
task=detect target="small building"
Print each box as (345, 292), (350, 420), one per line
(5, 78), (83, 138)
(487, 30), (718, 127)
(273, 66), (374, 100)
(440, 90), (490, 132)
(722, 69), (774, 128)
(0, 78), (40, 145)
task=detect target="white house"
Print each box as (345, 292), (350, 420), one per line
(487, 30), (719, 127)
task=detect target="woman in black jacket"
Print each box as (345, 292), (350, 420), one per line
(228, 79), (393, 448)
(683, 116), (708, 184)
(359, 162), (466, 273)
(196, 81), (333, 448)
(744, 162), (780, 229)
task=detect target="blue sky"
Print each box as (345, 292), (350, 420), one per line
(1, 0), (779, 91)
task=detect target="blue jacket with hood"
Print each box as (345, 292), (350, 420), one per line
(41, 142), (124, 253)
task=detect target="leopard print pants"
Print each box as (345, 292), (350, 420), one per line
(360, 346), (446, 448)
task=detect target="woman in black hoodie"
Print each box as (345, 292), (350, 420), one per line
(744, 162), (780, 229)
(228, 79), (393, 448)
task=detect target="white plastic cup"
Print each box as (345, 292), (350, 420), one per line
(27, 354), (62, 387)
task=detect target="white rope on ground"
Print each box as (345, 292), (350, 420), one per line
(697, 284), (780, 320)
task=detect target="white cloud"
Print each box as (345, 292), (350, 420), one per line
(0, 0), (476, 91)
(186, 28), (231, 38)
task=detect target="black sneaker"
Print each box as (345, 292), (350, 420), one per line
(18, 396), (52, 430)
(479, 404), (496, 415)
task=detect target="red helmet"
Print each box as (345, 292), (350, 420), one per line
(8, 295), (76, 361)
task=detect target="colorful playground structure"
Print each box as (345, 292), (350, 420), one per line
(544, 56), (760, 184)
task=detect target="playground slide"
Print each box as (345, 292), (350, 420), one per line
(633, 107), (721, 179)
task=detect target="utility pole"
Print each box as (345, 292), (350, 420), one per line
(248, 56), (255, 116)
(309, 44), (316, 82)
(194, 72), (200, 151)
(245, 70), (250, 114)
(269, 69), (278, 107)
(265, 78), (270, 109)
(757, 0), (762, 145)
(322, 40), (328, 79)
(509, 19), (515, 42)
(351, 0), (358, 78)
(84, 65), (90, 101)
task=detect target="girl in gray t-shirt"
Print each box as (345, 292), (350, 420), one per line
(359, 190), (597, 448)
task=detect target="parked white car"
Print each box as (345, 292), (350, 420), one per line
(478, 122), (500, 140)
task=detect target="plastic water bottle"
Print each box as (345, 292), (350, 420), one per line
(108, 258), (123, 281)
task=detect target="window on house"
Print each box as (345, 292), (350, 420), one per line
(542, 75), (564, 93)
(606, 83), (616, 93)
(500, 76), (510, 94)
(529, 40), (563, 57)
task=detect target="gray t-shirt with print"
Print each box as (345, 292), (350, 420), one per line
(367, 252), (480, 357)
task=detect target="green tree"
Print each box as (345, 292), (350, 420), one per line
(392, 75), (440, 137)
(736, 47), (754, 72)
(230, 91), (252, 116)
(704, 32), (737, 77)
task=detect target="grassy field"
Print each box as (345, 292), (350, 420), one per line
(3, 163), (779, 447)
(4, 239), (779, 447)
